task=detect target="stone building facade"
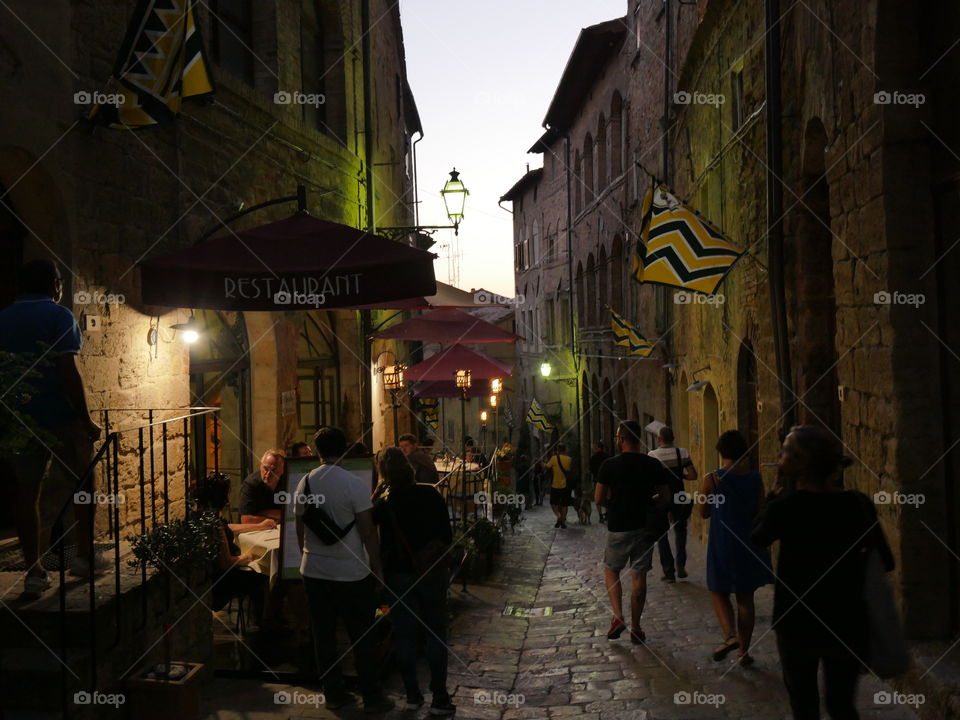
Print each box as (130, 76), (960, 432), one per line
(506, 0), (960, 704)
(0, 0), (421, 539)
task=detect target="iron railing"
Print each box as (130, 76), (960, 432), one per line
(49, 406), (220, 719)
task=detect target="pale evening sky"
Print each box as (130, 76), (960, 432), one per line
(399, 0), (628, 299)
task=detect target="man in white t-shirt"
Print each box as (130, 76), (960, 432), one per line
(648, 426), (697, 582)
(295, 427), (394, 713)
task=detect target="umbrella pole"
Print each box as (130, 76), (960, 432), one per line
(460, 391), (467, 532)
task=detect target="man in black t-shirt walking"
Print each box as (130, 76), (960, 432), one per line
(595, 421), (673, 644)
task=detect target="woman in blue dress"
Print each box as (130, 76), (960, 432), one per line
(701, 430), (774, 666)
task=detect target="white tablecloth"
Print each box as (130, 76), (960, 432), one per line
(236, 527), (280, 584)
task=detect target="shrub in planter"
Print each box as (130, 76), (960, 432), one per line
(126, 513), (220, 720)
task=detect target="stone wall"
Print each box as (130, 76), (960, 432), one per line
(0, 0), (419, 540)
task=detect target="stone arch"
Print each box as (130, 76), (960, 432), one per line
(702, 382), (720, 473)
(586, 253), (597, 326)
(574, 150), (583, 214)
(596, 113), (607, 191)
(598, 245), (608, 320)
(583, 132), (594, 202)
(610, 235), (624, 309)
(0, 147), (72, 303)
(610, 92), (624, 177)
(737, 339), (760, 468)
(677, 372), (690, 448)
(789, 117), (840, 435)
(601, 377), (614, 447)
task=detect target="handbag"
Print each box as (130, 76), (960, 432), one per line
(301, 471), (356, 545)
(857, 494), (910, 678)
(384, 502), (450, 577)
(556, 454), (579, 490)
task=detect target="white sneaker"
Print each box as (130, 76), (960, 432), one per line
(69, 552), (109, 577)
(23, 570), (52, 595)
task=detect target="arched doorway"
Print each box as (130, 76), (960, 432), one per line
(677, 372), (690, 448)
(702, 383), (720, 473)
(737, 340), (760, 467)
(0, 184), (26, 309)
(601, 377), (614, 447)
(189, 310), (253, 493)
(789, 118), (841, 435)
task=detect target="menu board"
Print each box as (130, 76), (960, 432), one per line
(278, 456), (375, 581)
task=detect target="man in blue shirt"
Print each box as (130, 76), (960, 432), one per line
(0, 259), (101, 597)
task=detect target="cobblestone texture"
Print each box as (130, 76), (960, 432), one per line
(202, 506), (921, 719)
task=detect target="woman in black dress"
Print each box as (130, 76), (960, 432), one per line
(752, 426), (894, 719)
(195, 473), (272, 625)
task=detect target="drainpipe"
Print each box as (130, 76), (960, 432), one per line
(359, 0), (375, 447)
(662, 0), (674, 425)
(564, 131), (583, 473)
(765, 0), (796, 436)
(412, 129), (424, 227)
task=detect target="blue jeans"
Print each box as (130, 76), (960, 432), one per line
(386, 570), (450, 699)
(657, 512), (688, 575)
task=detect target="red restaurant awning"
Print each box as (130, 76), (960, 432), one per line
(139, 212), (437, 310)
(371, 308), (519, 344)
(404, 345), (512, 383)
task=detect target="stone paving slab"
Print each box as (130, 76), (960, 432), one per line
(200, 505), (921, 719)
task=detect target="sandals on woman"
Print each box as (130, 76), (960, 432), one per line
(738, 652), (755, 667)
(712, 636), (740, 661)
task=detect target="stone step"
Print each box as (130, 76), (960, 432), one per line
(0, 646), (95, 712)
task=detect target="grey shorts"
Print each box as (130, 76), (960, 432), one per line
(604, 530), (654, 574)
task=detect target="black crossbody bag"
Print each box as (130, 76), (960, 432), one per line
(301, 470), (356, 545)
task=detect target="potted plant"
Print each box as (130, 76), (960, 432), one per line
(125, 513), (220, 720)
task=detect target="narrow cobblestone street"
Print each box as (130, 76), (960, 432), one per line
(202, 505), (920, 719)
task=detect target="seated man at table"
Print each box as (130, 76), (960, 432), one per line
(398, 433), (440, 485)
(240, 449), (285, 524)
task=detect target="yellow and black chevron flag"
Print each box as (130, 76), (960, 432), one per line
(88, 0), (214, 129)
(525, 399), (554, 434)
(608, 307), (655, 357)
(632, 175), (743, 295)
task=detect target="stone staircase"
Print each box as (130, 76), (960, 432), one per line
(0, 542), (212, 720)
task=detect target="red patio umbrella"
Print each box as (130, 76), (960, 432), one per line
(139, 212), (437, 310)
(403, 345), (512, 383)
(371, 308), (519, 344)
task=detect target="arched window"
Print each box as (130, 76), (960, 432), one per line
(596, 113), (607, 191)
(611, 235), (624, 307)
(586, 253), (597, 326)
(575, 261), (585, 325)
(610, 92), (623, 177)
(583, 133), (594, 203)
(531, 219), (540, 267)
(574, 150), (583, 214)
(598, 245), (608, 319)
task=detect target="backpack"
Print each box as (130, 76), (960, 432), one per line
(301, 470), (356, 545)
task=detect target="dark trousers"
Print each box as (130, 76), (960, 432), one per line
(212, 567), (267, 622)
(386, 571), (450, 699)
(776, 631), (861, 719)
(657, 512), (688, 575)
(303, 574), (381, 701)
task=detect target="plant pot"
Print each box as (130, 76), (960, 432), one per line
(496, 459), (513, 476)
(126, 662), (203, 720)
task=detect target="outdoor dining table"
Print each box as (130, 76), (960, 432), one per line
(236, 527), (280, 586)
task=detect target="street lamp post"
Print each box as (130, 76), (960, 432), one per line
(490, 378), (503, 450)
(480, 410), (488, 457)
(377, 169), (470, 242)
(382, 364), (405, 446)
